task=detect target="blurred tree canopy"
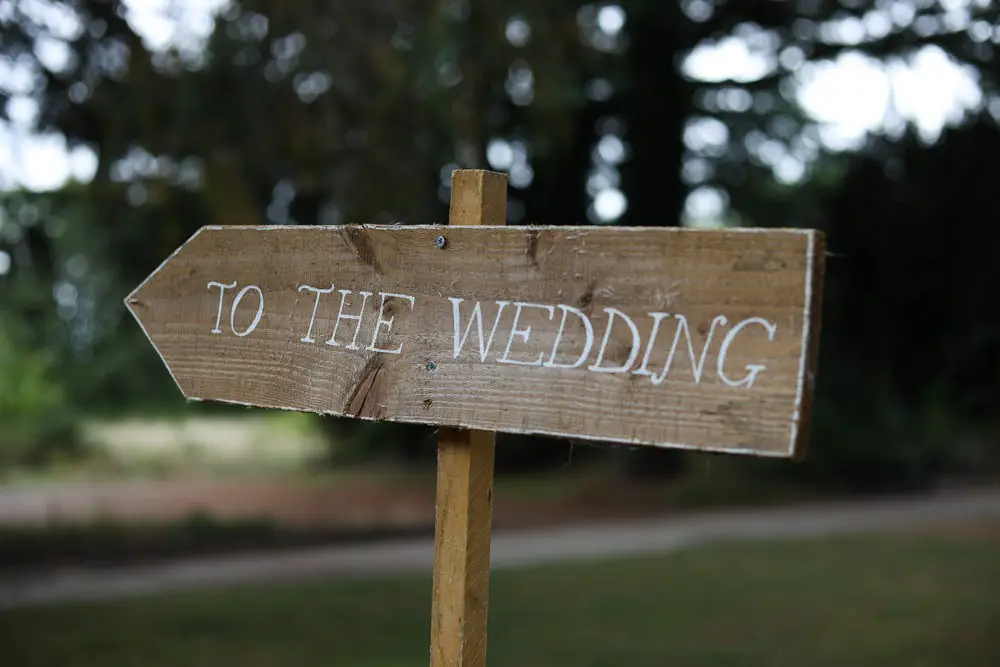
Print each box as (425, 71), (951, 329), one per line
(2, 0), (999, 486)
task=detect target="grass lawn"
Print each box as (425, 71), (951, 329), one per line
(2, 528), (998, 667)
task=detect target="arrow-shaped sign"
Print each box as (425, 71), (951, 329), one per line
(126, 223), (824, 458)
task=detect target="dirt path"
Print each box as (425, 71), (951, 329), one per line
(2, 486), (998, 611)
(0, 476), (436, 528)
(0, 471), (786, 532)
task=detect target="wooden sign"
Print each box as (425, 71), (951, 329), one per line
(127, 170), (824, 667)
(126, 220), (824, 460)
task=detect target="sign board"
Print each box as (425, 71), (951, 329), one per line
(128, 170), (826, 667)
(126, 223), (824, 458)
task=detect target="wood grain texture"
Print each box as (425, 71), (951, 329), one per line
(431, 427), (496, 667)
(430, 169), (502, 667)
(126, 222), (824, 458)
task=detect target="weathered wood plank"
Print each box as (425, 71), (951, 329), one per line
(125, 223), (825, 457)
(430, 169), (502, 667)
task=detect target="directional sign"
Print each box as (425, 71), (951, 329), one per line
(126, 223), (824, 458)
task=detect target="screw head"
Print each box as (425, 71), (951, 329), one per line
(435, 235), (447, 249)
(426, 360), (438, 372)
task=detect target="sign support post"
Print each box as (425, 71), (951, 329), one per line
(430, 170), (507, 667)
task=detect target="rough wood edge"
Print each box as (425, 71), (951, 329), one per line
(789, 229), (827, 460)
(195, 223), (817, 235)
(122, 226), (209, 401)
(171, 394), (817, 459)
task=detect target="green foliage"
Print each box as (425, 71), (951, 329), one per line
(801, 363), (944, 492)
(2, 0), (1000, 489)
(0, 324), (81, 470)
(797, 118), (1000, 489)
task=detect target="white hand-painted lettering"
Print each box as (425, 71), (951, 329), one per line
(450, 298), (510, 361)
(297, 283), (335, 343)
(543, 304), (594, 369)
(588, 308), (642, 374)
(633, 312), (671, 378)
(367, 292), (416, 355)
(230, 284), (264, 337)
(207, 280), (237, 334)
(207, 280), (262, 337)
(498, 302), (556, 366)
(717, 317), (777, 388)
(206, 279), (775, 390)
(646, 314), (728, 385)
(326, 289), (373, 350)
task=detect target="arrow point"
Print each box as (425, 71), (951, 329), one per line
(122, 228), (212, 404)
(123, 284), (149, 329)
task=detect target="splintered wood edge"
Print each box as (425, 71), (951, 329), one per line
(788, 229), (826, 460)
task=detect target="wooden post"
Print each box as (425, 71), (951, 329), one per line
(430, 169), (507, 667)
